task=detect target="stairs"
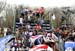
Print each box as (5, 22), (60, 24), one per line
(42, 20), (51, 32)
(15, 17), (51, 33)
(15, 18), (22, 30)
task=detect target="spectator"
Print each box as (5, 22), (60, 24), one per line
(19, 15), (24, 25)
(25, 23), (31, 30)
(63, 27), (69, 38)
(24, 8), (29, 15)
(38, 18), (44, 25)
(54, 27), (60, 38)
(72, 28), (75, 37)
(0, 27), (4, 37)
(47, 32), (58, 42)
(6, 28), (12, 35)
(36, 9), (40, 18)
(35, 23), (41, 31)
(65, 36), (75, 51)
(27, 13), (32, 22)
(27, 10), (32, 21)
(32, 30), (37, 36)
(16, 29), (20, 38)
(42, 29), (47, 35)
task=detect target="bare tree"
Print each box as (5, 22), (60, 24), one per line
(0, 0), (6, 13)
(0, 1), (16, 28)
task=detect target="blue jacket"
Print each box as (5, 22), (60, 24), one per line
(65, 41), (75, 50)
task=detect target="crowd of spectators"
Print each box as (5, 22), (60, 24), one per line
(0, 7), (75, 51)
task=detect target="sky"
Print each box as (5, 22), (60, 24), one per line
(0, 0), (75, 8)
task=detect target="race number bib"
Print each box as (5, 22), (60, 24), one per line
(65, 47), (73, 51)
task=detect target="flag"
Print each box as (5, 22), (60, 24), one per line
(29, 44), (53, 51)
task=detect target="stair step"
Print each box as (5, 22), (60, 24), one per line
(30, 23), (37, 26)
(43, 27), (51, 30)
(29, 29), (33, 31)
(16, 25), (18, 28)
(42, 24), (50, 27)
(16, 22), (21, 25)
(42, 26), (51, 28)
(45, 30), (51, 32)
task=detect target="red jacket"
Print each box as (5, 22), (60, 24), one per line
(35, 25), (41, 31)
